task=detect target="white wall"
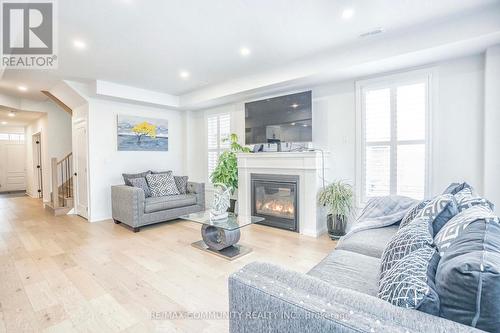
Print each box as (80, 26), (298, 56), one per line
(484, 45), (500, 211)
(87, 98), (186, 222)
(186, 54), (488, 201)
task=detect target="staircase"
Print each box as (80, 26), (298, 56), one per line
(45, 153), (74, 216)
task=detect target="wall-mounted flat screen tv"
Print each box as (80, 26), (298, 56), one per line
(245, 91), (312, 145)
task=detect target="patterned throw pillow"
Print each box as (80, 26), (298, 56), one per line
(454, 188), (494, 212)
(442, 182), (473, 195)
(122, 171), (151, 186)
(380, 216), (433, 280)
(417, 194), (458, 236)
(434, 205), (499, 253)
(399, 200), (431, 229)
(378, 246), (440, 316)
(146, 172), (180, 197)
(128, 177), (151, 197)
(174, 176), (188, 194)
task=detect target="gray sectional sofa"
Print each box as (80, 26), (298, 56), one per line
(228, 224), (483, 333)
(111, 181), (205, 232)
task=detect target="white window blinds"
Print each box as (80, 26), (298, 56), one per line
(207, 113), (231, 180)
(358, 76), (429, 203)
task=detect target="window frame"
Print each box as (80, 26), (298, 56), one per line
(206, 112), (231, 184)
(355, 69), (434, 206)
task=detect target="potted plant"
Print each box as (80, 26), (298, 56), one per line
(318, 180), (354, 240)
(210, 133), (251, 212)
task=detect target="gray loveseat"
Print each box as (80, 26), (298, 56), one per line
(111, 182), (205, 232)
(228, 225), (482, 332)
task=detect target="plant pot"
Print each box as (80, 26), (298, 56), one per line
(227, 199), (237, 213)
(327, 214), (347, 240)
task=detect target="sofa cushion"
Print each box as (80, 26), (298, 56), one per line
(380, 216), (433, 280)
(128, 177), (151, 197)
(307, 250), (381, 296)
(122, 170), (151, 186)
(417, 194), (458, 235)
(144, 194), (197, 213)
(336, 225), (399, 258)
(436, 218), (500, 332)
(146, 172), (180, 197)
(378, 246), (441, 316)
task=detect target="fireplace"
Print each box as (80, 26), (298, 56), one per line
(251, 174), (299, 232)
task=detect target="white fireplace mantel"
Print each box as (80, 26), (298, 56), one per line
(237, 151), (329, 237)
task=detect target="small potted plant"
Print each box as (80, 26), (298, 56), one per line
(210, 133), (251, 212)
(318, 180), (354, 240)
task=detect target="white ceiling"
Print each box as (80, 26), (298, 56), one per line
(0, 108), (44, 127)
(0, 0), (499, 102)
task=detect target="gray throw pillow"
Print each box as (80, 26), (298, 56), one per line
(399, 200), (431, 229)
(123, 171), (151, 186)
(436, 218), (500, 332)
(128, 177), (151, 197)
(146, 172), (180, 197)
(174, 176), (188, 194)
(434, 205), (498, 253)
(380, 216), (433, 280)
(417, 194), (458, 236)
(378, 246), (440, 316)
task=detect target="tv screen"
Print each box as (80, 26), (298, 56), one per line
(245, 91), (312, 145)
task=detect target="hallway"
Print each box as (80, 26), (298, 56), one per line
(0, 196), (334, 333)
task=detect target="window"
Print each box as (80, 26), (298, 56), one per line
(356, 72), (431, 203)
(0, 133), (25, 141)
(207, 113), (231, 181)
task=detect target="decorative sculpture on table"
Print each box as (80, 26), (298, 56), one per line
(210, 183), (231, 220)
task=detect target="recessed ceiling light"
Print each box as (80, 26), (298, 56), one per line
(302, 124), (308, 127)
(240, 47), (251, 57)
(18, 85), (28, 92)
(179, 70), (190, 79)
(291, 103), (299, 108)
(8, 111), (15, 117)
(73, 39), (87, 50)
(291, 122), (296, 126)
(342, 8), (354, 20)
(1, 121), (7, 125)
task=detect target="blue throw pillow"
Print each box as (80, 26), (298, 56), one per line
(454, 187), (495, 212)
(417, 194), (459, 235)
(436, 218), (500, 332)
(442, 182), (473, 195)
(378, 246), (440, 316)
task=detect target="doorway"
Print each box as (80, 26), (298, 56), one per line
(74, 121), (88, 219)
(32, 133), (43, 198)
(0, 134), (26, 193)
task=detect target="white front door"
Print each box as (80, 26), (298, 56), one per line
(0, 141), (26, 192)
(74, 123), (88, 218)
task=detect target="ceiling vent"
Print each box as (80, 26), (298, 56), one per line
(359, 27), (385, 38)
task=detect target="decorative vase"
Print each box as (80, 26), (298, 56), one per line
(210, 184), (231, 220)
(327, 214), (347, 240)
(227, 199), (236, 213)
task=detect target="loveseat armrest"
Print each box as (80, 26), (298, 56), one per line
(187, 182), (205, 209)
(228, 262), (481, 333)
(111, 185), (145, 227)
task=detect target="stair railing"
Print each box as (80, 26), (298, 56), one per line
(51, 152), (73, 208)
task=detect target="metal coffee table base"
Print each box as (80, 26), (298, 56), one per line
(191, 225), (252, 261)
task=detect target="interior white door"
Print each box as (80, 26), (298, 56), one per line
(0, 142), (26, 192)
(74, 124), (88, 218)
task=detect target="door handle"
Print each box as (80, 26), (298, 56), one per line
(74, 173), (77, 176)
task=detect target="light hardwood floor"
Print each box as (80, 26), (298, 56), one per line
(0, 196), (336, 333)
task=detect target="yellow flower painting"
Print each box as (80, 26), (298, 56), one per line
(117, 115), (168, 151)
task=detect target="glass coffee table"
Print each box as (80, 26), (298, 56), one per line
(180, 211), (264, 261)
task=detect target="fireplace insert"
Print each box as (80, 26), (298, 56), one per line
(251, 174), (299, 232)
